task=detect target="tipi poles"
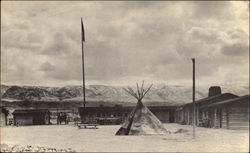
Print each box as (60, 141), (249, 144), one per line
(123, 82), (153, 101)
(124, 88), (138, 99)
(192, 58), (196, 139)
(122, 82), (153, 135)
(140, 80), (144, 95)
(141, 84), (153, 99)
(136, 83), (141, 99)
(125, 106), (137, 135)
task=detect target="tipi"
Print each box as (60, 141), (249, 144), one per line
(116, 82), (170, 135)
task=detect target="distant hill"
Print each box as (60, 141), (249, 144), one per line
(0, 84), (10, 97)
(1, 84), (249, 105)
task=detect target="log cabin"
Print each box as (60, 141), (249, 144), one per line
(13, 109), (50, 126)
(208, 95), (249, 130)
(175, 86), (249, 130)
(78, 105), (177, 124)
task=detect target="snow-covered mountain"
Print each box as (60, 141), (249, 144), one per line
(1, 84), (249, 105)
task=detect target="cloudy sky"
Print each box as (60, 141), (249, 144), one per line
(1, 1), (249, 87)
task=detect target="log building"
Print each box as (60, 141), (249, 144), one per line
(175, 87), (249, 130)
(13, 109), (50, 126)
(78, 105), (176, 124)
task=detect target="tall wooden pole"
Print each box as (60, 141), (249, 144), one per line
(81, 18), (86, 108)
(192, 58), (196, 139)
(82, 38), (85, 108)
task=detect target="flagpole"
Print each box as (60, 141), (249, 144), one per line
(192, 58), (196, 139)
(82, 37), (85, 108)
(81, 18), (86, 108)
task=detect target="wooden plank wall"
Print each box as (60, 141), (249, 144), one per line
(221, 108), (228, 129)
(228, 103), (249, 130)
(15, 115), (33, 125)
(215, 108), (220, 128)
(152, 111), (170, 123)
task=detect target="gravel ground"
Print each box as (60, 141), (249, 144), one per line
(1, 123), (249, 152)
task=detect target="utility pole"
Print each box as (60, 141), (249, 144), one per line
(192, 58), (196, 139)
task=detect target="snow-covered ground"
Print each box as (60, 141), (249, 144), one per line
(1, 124), (249, 152)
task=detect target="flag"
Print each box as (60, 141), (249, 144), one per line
(81, 18), (85, 42)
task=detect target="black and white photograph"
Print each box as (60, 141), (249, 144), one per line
(0, 1), (249, 152)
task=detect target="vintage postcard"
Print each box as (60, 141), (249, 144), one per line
(1, 1), (249, 152)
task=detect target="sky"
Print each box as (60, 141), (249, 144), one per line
(1, 1), (249, 87)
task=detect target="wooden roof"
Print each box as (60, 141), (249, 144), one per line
(208, 95), (249, 107)
(184, 93), (238, 107)
(78, 105), (177, 113)
(13, 109), (49, 114)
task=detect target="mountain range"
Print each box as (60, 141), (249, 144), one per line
(1, 84), (249, 105)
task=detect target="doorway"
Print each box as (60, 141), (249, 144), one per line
(169, 111), (175, 123)
(217, 108), (222, 128)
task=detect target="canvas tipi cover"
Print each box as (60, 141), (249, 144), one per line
(116, 100), (170, 135)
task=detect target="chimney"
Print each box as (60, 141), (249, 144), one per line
(208, 86), (222, 97)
